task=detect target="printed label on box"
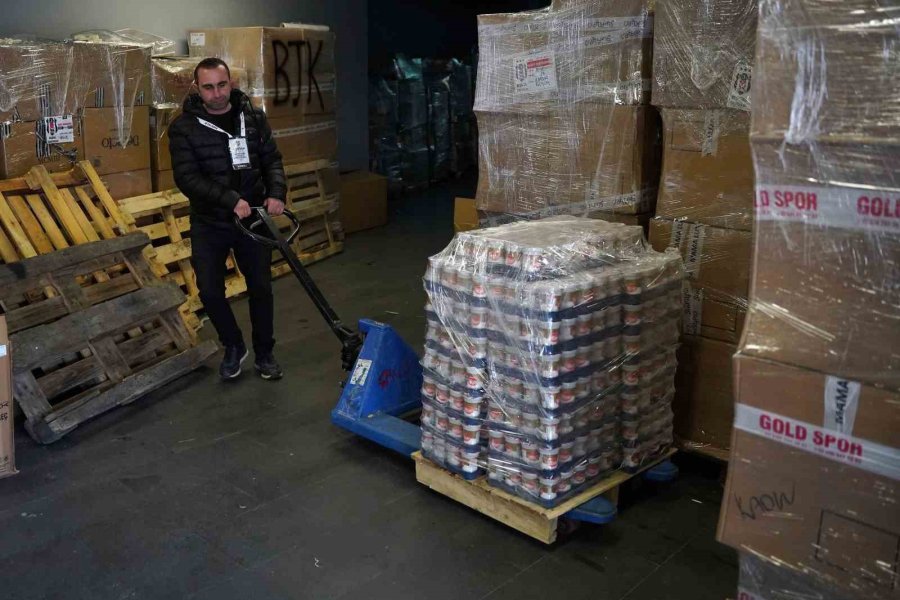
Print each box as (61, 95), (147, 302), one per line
(727, 61), (752, 112)
(734, 403), (900, 481)
(824, 376), (861, 435)
(756, 184), (900, 234)
(684, 224), (705, 280)
(190, 32), (206, 47)
(702, 111), (721, 157)
(682, 282), (703, 335)
(513, 51), (558, 95)
(42, 115), (75, 144)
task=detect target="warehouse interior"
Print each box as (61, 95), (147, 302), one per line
(0, 1), (896, 600)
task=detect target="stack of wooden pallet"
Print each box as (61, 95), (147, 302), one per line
(119, 159), (344, 329)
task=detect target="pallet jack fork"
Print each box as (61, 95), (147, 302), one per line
(236, 207), (677, 527)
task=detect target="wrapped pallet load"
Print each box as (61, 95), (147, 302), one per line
(648, 0), (758, 458)
(716, 2), (900, 600)
(474, 0), (660, 223)
(421, 216), (685, 506)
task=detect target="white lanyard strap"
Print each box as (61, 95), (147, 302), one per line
(197, 110), (246, 138)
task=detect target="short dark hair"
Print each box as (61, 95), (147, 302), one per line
(193, 57), (231, 83)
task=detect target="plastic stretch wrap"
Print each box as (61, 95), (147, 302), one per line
(652, 0), (758, 110)
(113, 29), (176, 57)
(0, 37), (73, 122)
(753, 0), (900, 143)
(427, 79), (451, 182)
(738, 553), (859, 600)
(421, 217), (684, 507)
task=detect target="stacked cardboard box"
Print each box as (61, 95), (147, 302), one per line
(474, 0), (659, 222)
(648, 0), (758, 455)
(187, 25), (338, 167)
(149, 57), (249, 192)
(716, 3), (900, 599)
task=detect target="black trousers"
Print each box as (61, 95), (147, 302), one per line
(191, 219), (275, 355)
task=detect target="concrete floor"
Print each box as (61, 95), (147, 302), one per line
(0, 180), (737, 599)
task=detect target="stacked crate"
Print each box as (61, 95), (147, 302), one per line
(422, 217), (684, 507)
(648, 0), (758, 457)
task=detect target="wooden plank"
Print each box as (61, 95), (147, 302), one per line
(1, 168), (86, 194)
(678, 439), (731, 463)
(12, 372), (54, 421)
(153, 239), (192, 265)
(5, 296), (69, 333)
(298, 242), (343, 265)
(118, 189), (189, 218)
(77, 161), (134, 232)
(90, 336), (133, 382)
(83, 274), (141, 305)
(25, 193), (69, 251)
(6, 194), (54, 254)
(156, 308), (194, 351)
(10, 284), (186, 373)
(118, 327), (173, 366)
(75, 186), (116, 240)
(161, 207), (199, 297)
(0, 191), (37, 258)
(0, 232), (150, 288)
(44, 341), (217, 435)
(37, 356), (106, 401)
(140, 217), (190, 241)
(59, 188), (101, 243)
(283, 159), (331, 176)
(0, 223), (20, 263)
(414, 452), (558, 544)
(29, 166), (90, 245)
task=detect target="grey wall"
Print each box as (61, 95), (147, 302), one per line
(0, 0), (369, 169)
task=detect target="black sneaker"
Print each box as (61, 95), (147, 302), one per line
(255, 353), (284, 380)
(219, 344), (248, 380)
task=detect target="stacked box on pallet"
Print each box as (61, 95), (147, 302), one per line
(716, 3), (900, 600)
(422, 217), (684, 507)
(448, 59), (476, 176)
(368, 77), (402, 194)
(474, 0), (659, 223)
(394, 57), (430, 191)
(647, 0), (758, 457)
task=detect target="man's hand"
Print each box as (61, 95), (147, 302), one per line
(233, 198), (252, 219)
(264, 198), (285, 216)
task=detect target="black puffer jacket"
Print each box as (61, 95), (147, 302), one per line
(169, 89), (286, 223)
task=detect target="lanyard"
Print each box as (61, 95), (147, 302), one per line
(196, 111), (246, 138)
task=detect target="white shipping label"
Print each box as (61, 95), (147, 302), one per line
(513, 52), (558, 95)
(734, 404), (900, 481)
(756, 184), (900, 234)
(350, 359), (372, 386)
(190, 32), (206, 47)
(702, 111), (721, 157)
(43, 115), (74, 144)
(684, 224), (706, 280)
(669, 220), (686, 249)
(726, 61), (752, 112)
(0, 345), (6, 358)
(823, 376), (861, 435)
(682, 282), (703, 335)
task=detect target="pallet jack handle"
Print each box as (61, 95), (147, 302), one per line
(235, 207), (363, 371)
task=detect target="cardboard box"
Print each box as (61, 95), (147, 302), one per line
(743, 140), (900, 389)
(752, 2), (899, 142)
(649, 217), (752, 300)
(150, 105), (179, 172)
(81, 105), (151, 175)
(187, 26), (336, 121)
(152, 169), (176, 192)
(151, 56), (249, 108)
(652, 0), (758, 109)
(674, 335), (737, 453)
(0, 40), (74, 122)
(454, 197), (479, 233)
(656, 109), (754, 230)
(0, 315), (14, 480)
(476, 105), (661, 216)
(718, 354), (900, 600)
(338, 171), (387, 234)
(102, 169), (152, 200)
(475, 0), (653, 111)
(68, 41), (151, 112)
(0, 119), (81, 178)
(270, 113), (338, 165)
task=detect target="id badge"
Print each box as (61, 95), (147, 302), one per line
(229, 138), (251, 170)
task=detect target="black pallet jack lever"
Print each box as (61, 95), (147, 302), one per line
(234, 207), (363, 371)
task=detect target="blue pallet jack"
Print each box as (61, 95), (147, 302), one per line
(237, 208), (678, 528)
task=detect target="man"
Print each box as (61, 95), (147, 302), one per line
(169, 57), (286, 381)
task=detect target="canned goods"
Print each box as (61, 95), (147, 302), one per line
(449, 417), (463, 440)
(506, 469), (522, 487)
(489, 429), (505, 451)
(539, 446), (560, 470)
(560, 318), (577, 342)
(539, 476), (558, 501)
(486, 240), (505, 265)
(574, 435), (588, 458)
(447, 447), (462, 468)
(436, 412), (449, 432)
(521, 440), (540, 465)
(539, 416), (560, 441)
(466, 367), (484, 390)
(505, 435), (522, 456)
(462, 423), (481, 446)
(623, 304), (642, 326)
(523, 383), (541, 405)
(623, 334), (642, 355)
(463, 395), (482, 418)
(522, 471), (539, 494)
(469, 307), (488, 329)
(506, 406), (522, 428)
(523, 247), (544, 275)
(560, 441), (574, 464)
(561, 281), (579, 310)
(522, 411), (540, 433)
(559, 413), (574, 436)
(450, 390), (465, 412)
(586, 455), (602, 478)
(572, 463), (587, 486)
(422, 376), (437, 399)
(462, 448), (480, 473)
(560, 381), (577, 405)
(557, 470), (573, 493)
(421, 430), (434, 451)
(541, 386), (561, 409)
(488, 401), (504, 422)
(505, 244), (522, 270)
(435, 384), (450, 405)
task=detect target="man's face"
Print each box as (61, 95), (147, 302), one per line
(196, 65), (232, 111)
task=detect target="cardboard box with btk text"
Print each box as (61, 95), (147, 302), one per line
(81, 105), (151, 176)
(657, 109), (754, 230)
(0, 315), (14, 480)
(269, 113), (338, 165)
(339, 171), (387, 234)
(718, 354), (900, 600)
(674, 335), (737, 455)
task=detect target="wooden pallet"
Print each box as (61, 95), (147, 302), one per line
(120, 159), (344, 328)
(413, 448), (677, 544)
(2, 232), (217, 444)
(677, 439), (731, 463)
